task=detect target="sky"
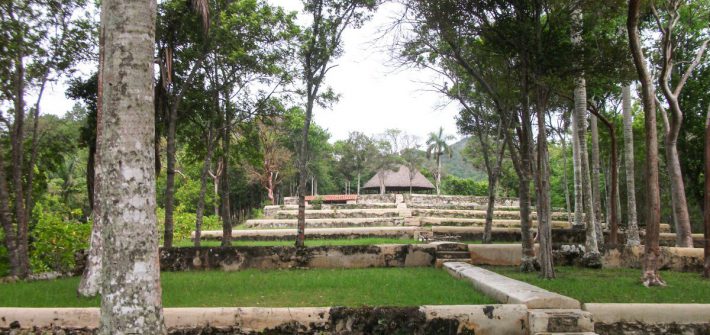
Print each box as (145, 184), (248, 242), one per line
(36, 1), (462, 144)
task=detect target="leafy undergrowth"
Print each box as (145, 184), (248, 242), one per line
(0, 268), (494, 307)
(487, 266), (710, 303)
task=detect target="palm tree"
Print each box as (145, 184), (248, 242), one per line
(426, 127), (454, 195)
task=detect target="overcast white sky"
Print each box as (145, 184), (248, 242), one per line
(37, 1), (461, 144)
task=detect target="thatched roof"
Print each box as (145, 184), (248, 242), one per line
(362, 165), (435, 190)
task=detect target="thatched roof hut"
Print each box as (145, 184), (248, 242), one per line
(361, 165), (434, 193)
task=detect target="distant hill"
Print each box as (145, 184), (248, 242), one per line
(441, 137), (486, 180)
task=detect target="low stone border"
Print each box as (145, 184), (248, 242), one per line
(443, 262), (581, 309)
(584, 303), (710, 335)
(196, 226), (419, 241)
(0, 305), (529, 334)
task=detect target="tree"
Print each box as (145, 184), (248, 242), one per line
(401, 145), (423, 194)
(338, 131), (377, 194)
(622, 84), (641, 246)
(572, 9), (601, 267)
(426, 127), (454, 195)
(246, 118), (292, 205)
(371, 141), (400, 195)
(98, 0), (165, 331)
(628, 0), (665, 287)
(651, 0), (707, 247)
(704, 103), (710, 279)
(295, 0), (376, 248)
(0, 0), (93, 279)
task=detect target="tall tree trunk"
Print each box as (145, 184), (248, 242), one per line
(704, 104), (710, 278)
(483, 175), (497, 244)
(78, 23), (105, 297)
(575, 79), (601, 266)
(560, 126), (573, 226)
(296, 93), (314, 248)
(571, 112), (584, 229)
(436, 155), (442, 195)
(11, 43), (30, 278)
(663, 130), (693, 247)
(357, 172), (361, 195)
(518, 164), (537, 272)
(98, 0), (165, 331)
(220, 96), (232, 247)
(622, 85), (641, 246)
(591, 114), (605, 245)
(162, 54), (206, 249)
(0, 145), (18, 277)
(628, 0), (665, 286)
(573, 10), (600, 264)
(163, 101), (177, 248)
(194, 130), (214, 248)
(534, 92), (555, 279)
(590, 107), (620, 248)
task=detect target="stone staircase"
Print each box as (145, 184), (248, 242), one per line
(430, 241), (472, 267)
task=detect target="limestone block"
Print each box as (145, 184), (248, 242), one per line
(528, 309), (594, 334)
(420, 304), (529, 335)
(444, 262), (580, 309)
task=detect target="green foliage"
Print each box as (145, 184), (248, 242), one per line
(157, 208), (221, 243)
(29, 200), (91, 273)
(441, 175), (488, 196)
(174, 178), (216, 213)
(310, 196), (323, 210)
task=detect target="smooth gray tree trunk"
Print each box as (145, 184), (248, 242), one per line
(571, 112), (584, 229)
(98, 0), (165, 332)
(591, 115), (605, 246)
(622, 85), (641, 246)
(78, 20), (105, 298)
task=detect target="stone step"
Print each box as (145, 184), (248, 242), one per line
(420, 217), (571, 229)
(429, 241), (469, 251)
(264, 203), (397, 216)
(443, 262), (581, 309)
(244, 217), (404, 229)
(436, 251), (472, 259)
(273, 208), (401, 219)
(412, 209), (570, 221)
(528, 309), (594, 334)
(194, 226), (419, 241)
(434, 258), (472, 268)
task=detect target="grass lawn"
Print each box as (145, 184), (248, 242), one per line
(487, 266), (710, 303)
(0, 268), (494, 307)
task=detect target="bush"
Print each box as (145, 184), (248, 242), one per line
(157, 208), (222, 242)
(441, 175), (488, 196)
(310, 196), (323, 210)
(30, 202), (91, 273)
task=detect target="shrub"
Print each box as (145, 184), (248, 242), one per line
(30, 202), (91, 273)
(157, 208), (222, 242)
(310, 196), (323, 210)
(441, 175), (488, 196)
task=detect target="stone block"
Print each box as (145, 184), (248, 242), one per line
(444, 262), (581, 309)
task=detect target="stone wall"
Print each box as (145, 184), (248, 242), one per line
(75, 245), (436, 274)
(585, 303), (710, 335)
(0, 305), (529, 335)
(355, 194), (396, 204)
(405, 194), (520, 207)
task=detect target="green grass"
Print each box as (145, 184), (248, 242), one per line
(486, 266), (710, 303)
(173, 237), (423, 247)
(0, 268), (494, 307)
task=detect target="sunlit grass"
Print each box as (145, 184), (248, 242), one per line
(0, 268), (494, 307)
